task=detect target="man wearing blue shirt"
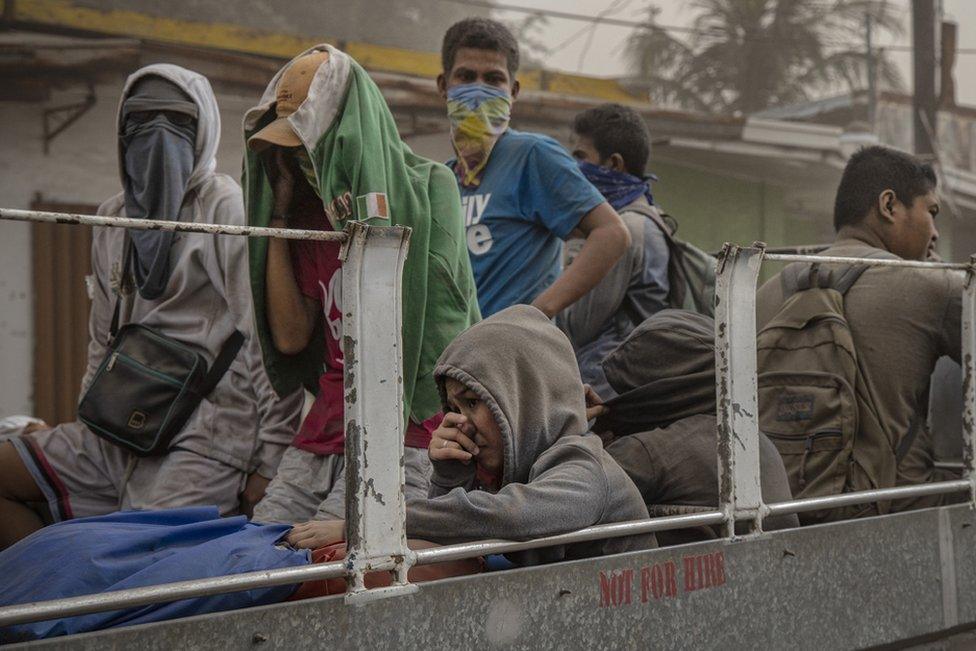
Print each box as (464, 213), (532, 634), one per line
(438, 18), (630, 318)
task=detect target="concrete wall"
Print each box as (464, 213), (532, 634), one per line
(651, 160), (835, 254)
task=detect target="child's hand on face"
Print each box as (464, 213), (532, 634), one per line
(429, 412), (480, 464)
(286, 519), (345, 550)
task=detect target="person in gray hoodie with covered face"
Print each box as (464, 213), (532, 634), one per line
(287, 305), (654, 563)
(0, 65), (303, 550)
(597, 309), (798, 545)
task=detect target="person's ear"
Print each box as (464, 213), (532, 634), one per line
(510, 79), (520, 101)
(878, 189), (897, 223)
(607, 153), (627, 173)
(436, 73), (448, 100)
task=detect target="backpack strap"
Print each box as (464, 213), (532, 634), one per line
(781, 249), (897, 298)
(197, 330), (246, 397)
(828, 264), (870, 295)
(619, 201), (690, 310)
(109, 237), (136, 339)
(625, 201), (675, 241)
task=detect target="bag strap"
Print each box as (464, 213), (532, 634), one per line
(626, 201), (676, 242)
(623, 202), (691, 310)
(781, 250), (896, 298)
(109, 238), (135, 338)
(197, 330), (246, 396)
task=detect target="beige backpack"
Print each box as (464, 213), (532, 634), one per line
(757, 257), (896, 524)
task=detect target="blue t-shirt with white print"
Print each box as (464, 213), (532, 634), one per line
(453, 129), (605, 317)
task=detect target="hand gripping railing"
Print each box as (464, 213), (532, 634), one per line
(1, 209), (975, 629)
(713, 243), (976, 532)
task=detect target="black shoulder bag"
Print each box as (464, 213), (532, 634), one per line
(78, 243), (244, 457)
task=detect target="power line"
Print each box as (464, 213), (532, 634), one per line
(576, 0), (631, 69)
(438, 0), (976, 55)
(550, 0), (630, 54)
(438, 0), (703, 34)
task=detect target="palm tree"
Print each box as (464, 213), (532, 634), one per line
(624, 0), (904, 115)
(506, 13), (552, 69)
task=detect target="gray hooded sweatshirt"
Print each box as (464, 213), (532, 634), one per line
(405, 305), (655, 565)
(600, 310), (798, 544)
(81, 64), (302, 476)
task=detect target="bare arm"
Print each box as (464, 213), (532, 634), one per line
(532, 202), (630, 318)
(264, 151), (319, 354)
(265, 221), (318, 355)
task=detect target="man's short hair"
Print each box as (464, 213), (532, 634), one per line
(441, 18), (520, 78)
(834, 145), (937, 231)
(573, 103), (651, 177)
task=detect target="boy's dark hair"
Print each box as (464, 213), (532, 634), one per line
(833, 145), (937, 231)
(441, 18), (520, 78)
(573, 103), (651, 177)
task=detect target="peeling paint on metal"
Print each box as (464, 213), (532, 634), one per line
(363, 479), (386, 506)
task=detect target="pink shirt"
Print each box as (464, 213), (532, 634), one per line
(290, 221), (435, 455)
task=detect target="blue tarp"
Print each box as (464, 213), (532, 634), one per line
(0, 507), (310, 642)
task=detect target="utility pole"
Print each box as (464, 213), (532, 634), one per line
(912, 0), (937, 158)
(865, 12), (877, 130)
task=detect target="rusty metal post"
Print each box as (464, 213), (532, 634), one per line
(340, 221), (417, 604)
(961, 256), (976, 505)
(714, 244), (766, 536)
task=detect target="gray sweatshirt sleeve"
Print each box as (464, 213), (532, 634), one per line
(213, 191), (302, 477)
(428, 457), (477, 497)
(407, 442), (609, 553)
(79, 201), (122, 400)
(244, 333), (303, 477)
(557, 215), (644, 349)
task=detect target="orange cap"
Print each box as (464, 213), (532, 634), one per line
(248, 50), (330, 152)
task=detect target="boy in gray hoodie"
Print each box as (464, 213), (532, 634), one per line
(286, 305), (655, 564)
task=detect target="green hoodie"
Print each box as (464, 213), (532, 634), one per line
(244, 45), (480, 425)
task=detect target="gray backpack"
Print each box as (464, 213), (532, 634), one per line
(757, 257), (895, 524)
(628, 203), (716, 317)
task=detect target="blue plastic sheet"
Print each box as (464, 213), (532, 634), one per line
(0, 507), (309, 642)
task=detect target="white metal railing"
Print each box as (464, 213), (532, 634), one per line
(0, 211), (974, 629)
(0, 208), (346, 242)
(714, 244), (976, 533)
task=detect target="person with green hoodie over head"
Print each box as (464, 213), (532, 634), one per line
(244, 47), (480, 525)
(287, 305), (655, 565)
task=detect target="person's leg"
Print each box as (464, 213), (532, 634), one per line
(120, 448), (248, 516)
(310, 455), (346, 520)
(0, 440), (45, 549)
(0, 423), (120, 549)
(253, 447), (334, 524)
(312, 447), (430, 521)
(891, 425), (964, 512)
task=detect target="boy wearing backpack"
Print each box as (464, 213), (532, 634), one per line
(559, 104), (671, 399)
(755, 145), (961, 523)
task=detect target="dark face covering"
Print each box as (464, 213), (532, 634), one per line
(120, 76), (198, 300)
